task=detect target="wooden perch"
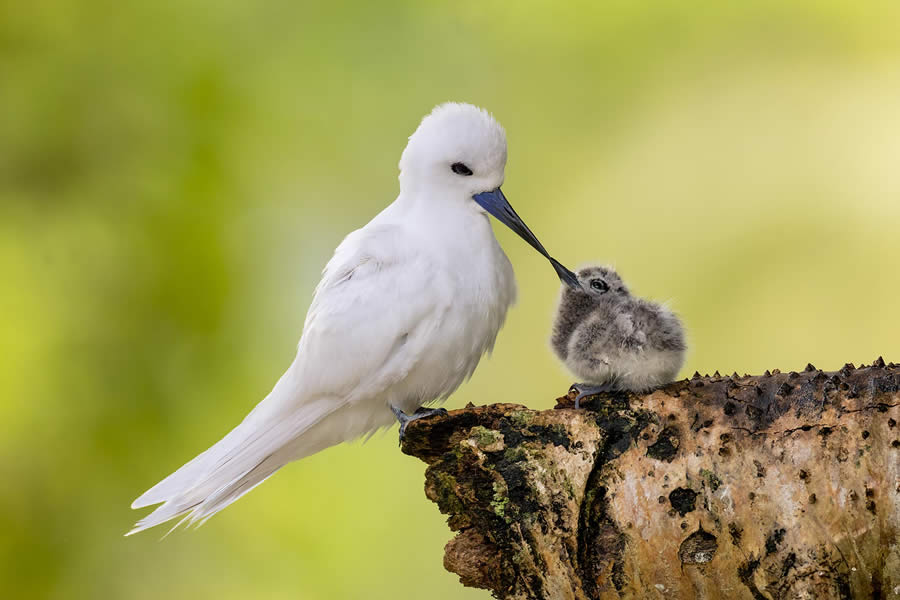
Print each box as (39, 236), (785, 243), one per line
(400, 360), (900, 599)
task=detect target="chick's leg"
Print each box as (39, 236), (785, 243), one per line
(570, 383), (617, 409)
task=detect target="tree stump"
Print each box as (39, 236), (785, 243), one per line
(400, 361), (900, 599)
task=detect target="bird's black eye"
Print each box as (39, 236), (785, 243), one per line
(451, 162), (473, 176)
(590, 279), (609, 293)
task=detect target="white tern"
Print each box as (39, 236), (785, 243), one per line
(128, 103), (577, 535)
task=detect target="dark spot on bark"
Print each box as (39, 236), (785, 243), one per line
(888, 418), (896, 429)
(680, 521), (688, 530)
(658, 495), (665, 504)
(577, 484), (627, 594)
(728, 523), (743, 546)
(669, 487), (698, 516)
(485, 452), (541, 518)
(765, 528), (785, 555)
(679, 528), (718, 565)
(738, 558), (766, 600)
(720, 433), (732, 443)
(781, 552), (797, 577)
(798, 469), (809, 481)
(808, 493), (817, 504)
(866, 500), (877, 514)
(818, 426), (833, 441)
(777, 382), (793, 397)
(718, 446), (731, 458)
(871, 572), (884, 599)
(861, 430), (870, 439)
(849, 490), (858, 502)
(865, 488), (874, 498)
(746, 404), (763, 422)
(525, 424), (571, 449)
(749, 492), (756, 501)
(893, 440), (900, 448)
(691, 417), (713, 432)
(837, 572), (851, 599)
(723, 401), (736, 416)
(577, 407), (651, 597)
(647, 426), (680, 462)
(668, 414), (677, 421)
(753, 460), (766, 478)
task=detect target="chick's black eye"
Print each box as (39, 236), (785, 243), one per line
(451, 162), (473, 176)
(590, 279), (609, 292)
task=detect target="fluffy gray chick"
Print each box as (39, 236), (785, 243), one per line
(551, 265), (686, 407)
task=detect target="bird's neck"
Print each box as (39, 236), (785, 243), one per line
(392, 189), (484, 233)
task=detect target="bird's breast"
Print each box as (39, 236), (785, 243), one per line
(395, 224), (516, 408)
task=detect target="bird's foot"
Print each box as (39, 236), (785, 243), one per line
(391, 405), (448, 445)
(570, 383), (616, 409)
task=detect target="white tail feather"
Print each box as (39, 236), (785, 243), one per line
(127, 389), (353, 536)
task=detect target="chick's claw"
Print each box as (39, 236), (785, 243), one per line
(570, 383), (616, 409)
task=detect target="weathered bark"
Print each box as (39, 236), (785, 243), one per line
(401, 360), (900, 599)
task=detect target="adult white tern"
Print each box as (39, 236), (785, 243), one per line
(128, 103), (577, 535)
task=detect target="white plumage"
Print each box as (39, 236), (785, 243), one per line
(128, 103), (544, 534)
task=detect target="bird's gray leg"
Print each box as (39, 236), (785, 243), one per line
(570, 383), (616, 409)
(390, 405), (448, 444)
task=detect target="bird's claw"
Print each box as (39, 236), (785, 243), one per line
(391, 406), (448, 445)
(570, 383), (615, 409)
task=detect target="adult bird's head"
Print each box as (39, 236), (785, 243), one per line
(400, 102), (578, 288)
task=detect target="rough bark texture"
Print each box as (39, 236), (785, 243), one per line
(400, 360), (900, 599)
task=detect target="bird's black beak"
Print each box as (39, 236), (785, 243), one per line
(473, 187), (579, 288)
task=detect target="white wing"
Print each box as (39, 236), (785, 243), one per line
(292, 223), (451, 405)
(129, 223), (449, 533)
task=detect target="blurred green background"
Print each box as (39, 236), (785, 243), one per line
(2, 1), (899, 598)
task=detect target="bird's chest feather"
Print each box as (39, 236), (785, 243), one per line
(402, 219), (516, 400)
(439, 239), (512, 338)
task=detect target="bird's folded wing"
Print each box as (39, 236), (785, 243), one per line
(285, 223), (449, 410)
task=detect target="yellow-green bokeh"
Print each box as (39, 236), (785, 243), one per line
(2, 2), (899, 598)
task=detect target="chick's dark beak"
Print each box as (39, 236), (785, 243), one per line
(473, 187), (579, 288)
